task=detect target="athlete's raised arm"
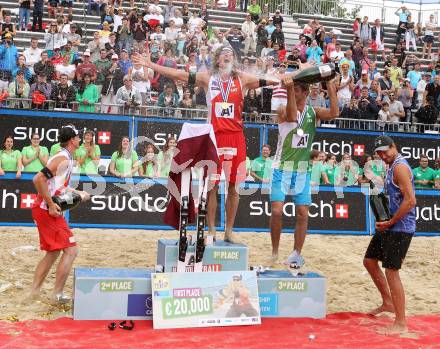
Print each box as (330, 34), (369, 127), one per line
(133, 49), (209, 89)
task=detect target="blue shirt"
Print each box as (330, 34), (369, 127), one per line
(265, 24), (275, 37)
(0, 44), (18, 72)
(119, 59), (132, 75)
(407, 70), (421, 89)
(396, 10), (409, 23)
(385, 154), (416, 233)
(306, 46), (323, 64)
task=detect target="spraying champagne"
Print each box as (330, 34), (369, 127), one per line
(292, 63), (336, 84)
(369, 181), (391, 222)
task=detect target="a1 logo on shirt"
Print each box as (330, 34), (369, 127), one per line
(215, 102), (234, 119)
(291, 134), (309, 148)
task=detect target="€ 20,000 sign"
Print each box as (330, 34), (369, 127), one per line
(152, 271), (261, 329)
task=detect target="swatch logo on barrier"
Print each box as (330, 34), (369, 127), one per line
(97, 131), (111, 145)
(353, 144), (365, 157)
(20, 194), (37, 209)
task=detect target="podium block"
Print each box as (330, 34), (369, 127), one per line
(257, 270), (326, 318)
(157, 239), (248, 272)
(73, 268), (152, 320)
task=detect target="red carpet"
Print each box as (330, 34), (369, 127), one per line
(1, 313), (439, 349)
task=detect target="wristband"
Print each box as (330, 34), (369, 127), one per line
(40, 167), (54, 179)
(259, 79), (267, 87)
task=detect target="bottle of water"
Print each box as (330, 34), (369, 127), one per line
(52, 192), (82, 211)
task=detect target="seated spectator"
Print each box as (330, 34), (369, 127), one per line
(116, 74), (142, 114)
(250, 144), (272, 183)
(12, 55), (32, 82)
(243, 88), (262, 115)
(74, 130), (101, 175)
(369, 80), (382, 105)
(377, 101), (391, 129)
(413, 155), (435, 189)
(335, 153), (359, 186)
(157, 83), (179, 116)
(8, 71), (30, 109)
(61, 41), (78, 64)
(76, 50), (97, 82)
(21, 132), (49, 173)
(30, 71), (52, 108)
(23, 37), (43, 75)
(340, 98), (361, 128)
(178, 88), (195, 118)
(33, 51), (55, 81)
(99, 21), (112, 40)
(268, 42), (284, 67)
(0, 135), (22, 178)
(414, 96), (439, 125)
(50, 46), (64, 66)
(157, 136), (176, 177)
(51, 73), (76, 109)
(323, 153), (337, 185)
(306, 40), (323, 65)
(310, 149), (329, 186)
(109, 136), (139, 178)
(76, 73), (99, 112)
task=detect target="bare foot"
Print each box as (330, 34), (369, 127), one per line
(224, 231), (240, 244)
(21, 291), (41, 304)
(267, 254), (278, 267)
(377, 322), (408, 335)
(368, 303), (395, 316)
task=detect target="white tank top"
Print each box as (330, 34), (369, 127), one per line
(132, 66), (150, 92)
(337, 74), (352, 100)
(36, 148), (73, 210)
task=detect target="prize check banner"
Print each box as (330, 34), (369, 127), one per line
(152, 271), (261, 329)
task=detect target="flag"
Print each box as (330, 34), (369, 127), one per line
(164, 123), (219, 229)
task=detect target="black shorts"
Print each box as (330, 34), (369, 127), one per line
(424, 35), (434, 44)
(61, 0), (73, 7)
(364, 230), (413, 270)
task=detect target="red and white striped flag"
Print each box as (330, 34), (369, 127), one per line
(164, 123), (219, 229)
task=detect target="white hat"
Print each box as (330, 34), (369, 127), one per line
(111, 53), (119, 59)
(83, 50), (91, 56)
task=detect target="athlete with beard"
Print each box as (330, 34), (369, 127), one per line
(135, 47), (281, 243)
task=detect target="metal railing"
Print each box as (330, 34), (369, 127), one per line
(3, 97), (440, 133)
(258, 0), (440, 25)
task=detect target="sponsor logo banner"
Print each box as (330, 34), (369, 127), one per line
(0, 112), (129, 157)
(236, 185), (368, 233)
(127, 294), (153, 317)
(0, 179), (37, 223)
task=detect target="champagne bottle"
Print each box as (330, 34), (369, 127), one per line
(52, 192), (82, 211)
(369, 181), (391, 222)
(293, 63), (336, 84)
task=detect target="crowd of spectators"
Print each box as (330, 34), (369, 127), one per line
(1, 133), (440, 189)
(0, 2), (439, 127)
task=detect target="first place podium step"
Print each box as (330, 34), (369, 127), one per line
(156, 239), (249, 272)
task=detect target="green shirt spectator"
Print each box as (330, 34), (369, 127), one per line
(324, 163), (336, 185)
(74, 144), (101, 174)
(311, 161), (326, 186)
(109, 136), (139, 178)
(110, 150), (139, 177)
(248, 0), (261, 21)
(250, 145), (273, 182)
(76, 74), (99, 112)
(434, 168), (440, 189)
(251, 156), (273, 182)
(21, 145), (49, 172)
(0, 136), (22, 178)
(335, 153), (359, 186)
(139, 144), (158, 178)
(413, 166), (435, 188)
(50, 143), (61, 157)
(157, 150), (174, 178)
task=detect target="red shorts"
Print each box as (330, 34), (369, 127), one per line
(32, 206), (76, 252)
(215, 131), (247, 184)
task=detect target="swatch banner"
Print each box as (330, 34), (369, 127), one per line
(0, 112), (130, 157)
(136, 120), (261, 160)
(235, 185), (368, 234)
(68, 177), (222, 228)
(266, 126), (440, 168)
(0, 175), (439, 235)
